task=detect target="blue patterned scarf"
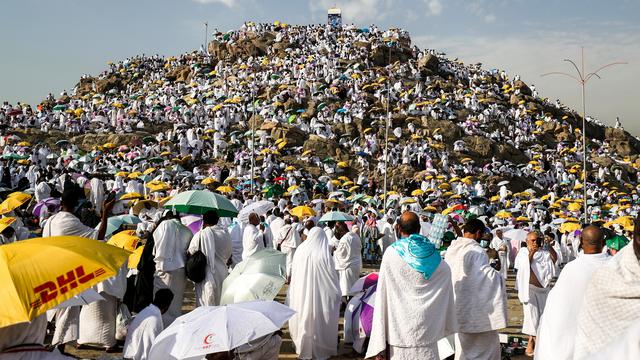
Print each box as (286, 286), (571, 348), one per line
(391, 233), (441, 279)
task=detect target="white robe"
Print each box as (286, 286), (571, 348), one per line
(276, 223), (300, 277)
(514, 247), (556, 336)
(574, 245), (640, 359)
(334, 232), (362, 296)
(534, 252), (609, 360)
(123, 304), (163, 360)
(445, 238), (508, 332)
(187, 225), (232, 306)
(0, 315), (47, 351)
(287, 228), (341, 360)
(241, 224), (264, 260)
(152, 219), (192, 325)
(367, 247), (457, 359)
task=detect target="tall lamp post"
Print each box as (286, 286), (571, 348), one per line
(383, 37), (397, 212)
(204, 22), (209, 55)
(541, 48), (626, 223)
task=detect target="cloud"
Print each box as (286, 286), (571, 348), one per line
(193, 0), (236, 7)
(484, 14), (496, 23)
(412, 24), (640, 133)
(425, 0), (443, 16)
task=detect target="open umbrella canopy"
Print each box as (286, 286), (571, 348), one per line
(98, 215), (141, 237)
(164, 190), (238, 217)
(319, 211), (355, 223)
(149, 300), (294, 359)
(238, 200), (275, 223)
(107, 230), (140, 251)
(216, 185), (235, 194)
(0, 236), (129, 327)
(606, 235), (629, 251)
(221, 249), (286, 305)
(290, 205), (316, 218)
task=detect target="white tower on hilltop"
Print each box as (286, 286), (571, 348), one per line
(328, 7), (342, 28)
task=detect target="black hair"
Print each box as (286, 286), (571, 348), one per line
(463, 218), (486, 235)
(202, 210), (220, 226)
(152, 288), (174, 309)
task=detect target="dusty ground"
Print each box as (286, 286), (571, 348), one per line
(66, 268), (532, 360)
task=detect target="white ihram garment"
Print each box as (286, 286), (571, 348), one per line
(286, 228), (341, 360)
(534, 252), (609, 360)
(187, 225), (232, 306)
(152, 219), (192, 326)
(574, 245), (640, 359)
(445, 237), (507, 360)
(514, 248), (556, 336)
(242, 224), (264, 260)
(123, 304), (164, 360)
(366, 246), (457, 360)
(334, 232), (362, 296)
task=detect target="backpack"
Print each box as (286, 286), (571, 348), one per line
(185, 230), (207, 283)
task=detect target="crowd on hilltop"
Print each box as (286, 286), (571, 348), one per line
(0, 22), (638, 360)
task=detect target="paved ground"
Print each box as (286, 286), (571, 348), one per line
(66, 267), (533, 359)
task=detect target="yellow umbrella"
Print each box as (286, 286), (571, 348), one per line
(0, 196), (31, 215)
(567, 203), (582, 212)
(343, 181), (354, 187)
(285, 166), (296, 172)
(216, 185), (235, 193)
(146, 181), (170, 192)
(287, 185), (300, 192)
(348, 186), (360, 192)
(516, 216), (529, 222)
(560, 221), (582, 233)
(613, 216), (634, 228)
(495, 210), (512, 219)
(128, 246), (145, 269)
(301, 150), (312, 157)
(338, 176), (350, 182)
(143, 168), (156, 175)
(120, 192), (143, 201)
(277, 141), (288, 149)
(424, 206), (437, 212)
(0, 217), (16, 233)
(330, 180), (341, 186)
(115, 171), (129, 178)
(8, 192), (32, 203)
(336, 161), (349, 168)
(201, 177), (217, 185)
(107, 230), (139, 252)
(411, 189), (424, 196)
(290, 206), (316, 218)
(17, 141), (32, 147)
(0, 236), (129, 327)
(438, 183), (451, 190)
(103, 142), (116, 149)
(128, 172), (143, 179)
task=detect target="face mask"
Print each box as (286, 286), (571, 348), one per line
(480, 240), (489, 248)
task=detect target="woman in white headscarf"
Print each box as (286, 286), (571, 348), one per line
(286, 227), (341, 360)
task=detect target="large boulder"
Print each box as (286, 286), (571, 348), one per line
(95, 76), (124, 94)
(514, 80), (532, 96)
(268, 123), (307, 147)
(303, 135), (340, 159)
(417, 54), (439, 73)
(421, 117), (461, 142)
(370, 44), (414, 67)
(166, 65), (192, 83)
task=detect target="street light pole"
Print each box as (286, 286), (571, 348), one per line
(204, 22), (208, 55)
(382, 40), (393, 212)
(542, 47), (626, 223)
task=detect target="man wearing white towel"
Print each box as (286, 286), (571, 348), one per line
(445, 218), (508, 360)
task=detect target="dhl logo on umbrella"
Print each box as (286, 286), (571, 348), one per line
(30, 265), (106, 309)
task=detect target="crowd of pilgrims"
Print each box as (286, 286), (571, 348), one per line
(0, 21), (638, 360)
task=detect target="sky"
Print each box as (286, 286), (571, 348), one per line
(1, 0), (638, 133)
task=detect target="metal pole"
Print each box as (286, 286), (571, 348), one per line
(540, 50), (626, 224)
(204, 22), (208, 54)
(251, 91), (255, 195)
(581, 48), (588, 223)
(383, 42), (391, 212)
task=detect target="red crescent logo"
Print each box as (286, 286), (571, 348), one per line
(203, 333), (215, 345)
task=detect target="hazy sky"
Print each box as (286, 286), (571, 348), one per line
(1, 0), (638, 133)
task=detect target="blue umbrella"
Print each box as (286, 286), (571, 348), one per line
(296, 109), (305, 113)
(336, 108), (347, 114)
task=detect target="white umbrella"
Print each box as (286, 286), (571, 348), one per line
(220, 249), (285, 305)
(148, 301), (295, 359)
(237, 200), (275, 223)
(502, 228), (529, 264)
(497, 180), (510, 186)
